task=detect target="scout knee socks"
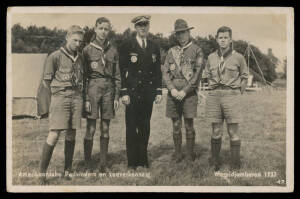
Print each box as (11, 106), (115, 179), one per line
(186, 131), (195, 161)
(230, 140), (241, 170)
(100, 136), (109, 172)
(211, 137), (222, 171)
(64, 140), (75, 174)
(84, 139), (93, 162)
(173, 132), (183, 162)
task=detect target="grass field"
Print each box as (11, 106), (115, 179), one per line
(11, 89), (287, 186)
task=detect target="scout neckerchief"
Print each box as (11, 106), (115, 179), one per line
(217, 46), (235, 74)
(60, 47), (81, 88)
(90, 40), (120, 82)
(90, 39), (110, 66)
(170, 41), (192, 70)
(170, 41), (193, 81)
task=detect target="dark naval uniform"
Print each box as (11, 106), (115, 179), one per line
(119, 37), (162, 168)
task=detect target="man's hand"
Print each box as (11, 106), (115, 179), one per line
(171, 89), (179, 98)
(114, 100), (119, 110)
(177, 90), (186, 101)
(240, 79), (248, 94)
(121, 95), (130, 105)
(85, 101), (91, 113)
(154, 95), (162, 104)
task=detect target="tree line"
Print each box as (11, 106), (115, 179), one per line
(11, 23), (279, 82)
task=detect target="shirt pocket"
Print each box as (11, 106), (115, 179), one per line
(225, 65), (239, 78)
(210, 67), (219, 78)
(89, 55), (102, 71)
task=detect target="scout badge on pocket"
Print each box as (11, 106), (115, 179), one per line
(152, 54), (157, 63)
(91, 62), (98, 70)
(130, 53), (138, 63)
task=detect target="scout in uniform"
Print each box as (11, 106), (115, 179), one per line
(161, 19), (204, 162)
(82, 17), (120, 172)
(38, 26), (85, 184)
(203, 26), (248, 171)
(119, 15), (162, 169)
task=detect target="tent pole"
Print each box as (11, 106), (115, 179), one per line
(249, 46), (267, 85)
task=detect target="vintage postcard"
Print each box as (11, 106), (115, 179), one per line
(6, 6), (294, 192)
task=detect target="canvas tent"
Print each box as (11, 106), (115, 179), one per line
(12, 53), (50, 118)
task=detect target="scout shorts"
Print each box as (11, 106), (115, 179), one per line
(86, 78), (115, 120)
(205, 89), (242, 124)
(166, 92), (198, 118)
(49, 89), (83, 130)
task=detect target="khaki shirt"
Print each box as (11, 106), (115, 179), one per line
(203, 49), (248, 89)
(83, 40), (121, 101)
(43, 47), (84, 94)
(161, 42), (204, 94)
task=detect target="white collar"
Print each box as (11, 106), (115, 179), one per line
(176, 41), (193, 51)
(136, 35), (147, 48)
(60, 47), (78, 62)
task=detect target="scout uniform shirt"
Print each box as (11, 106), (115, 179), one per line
(203, 47), (248, 89)
(43, 46), (84, 94)
(82, 39), (121, 101)
(162, 41), (203, 94)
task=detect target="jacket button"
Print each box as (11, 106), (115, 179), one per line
(139, 81), (141, 84)
(150, 81), (152, 84)
(139, 70), (142, 73)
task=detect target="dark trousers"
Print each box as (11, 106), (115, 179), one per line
(125, 98), (153, 168)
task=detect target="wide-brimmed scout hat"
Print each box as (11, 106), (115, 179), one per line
(131, 15), (151, 25)
(172, 19), (194, 33)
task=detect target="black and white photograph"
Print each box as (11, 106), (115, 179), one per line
(6, 6), (294, 192)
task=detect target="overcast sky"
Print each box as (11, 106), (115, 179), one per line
(10, 9), (288, 72)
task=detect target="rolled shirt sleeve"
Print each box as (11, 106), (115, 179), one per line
(238, 54), (249, 80)
(43, 53), (57, 81)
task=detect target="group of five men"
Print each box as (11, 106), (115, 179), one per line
(38, 15), (248, 185)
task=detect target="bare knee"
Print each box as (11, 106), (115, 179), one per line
(46, 130), (61, 146)
(101, 119), (110, 138)
(184, 118), (194, 132)
(172, 118), (182, 134)
(212, 123), (223, 139)
(227, 123), (239, 141)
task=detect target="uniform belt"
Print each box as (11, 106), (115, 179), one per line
(209, 85), (240, 90)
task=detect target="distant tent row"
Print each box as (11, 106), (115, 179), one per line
(12, 54), (50, 118)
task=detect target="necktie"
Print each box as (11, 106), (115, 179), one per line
(142, 39), (146, 49)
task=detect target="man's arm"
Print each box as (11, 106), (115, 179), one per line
(182, 47), (204, 94)
(161, 50), (176, 92)
(239, 54), (249, 94)
(155, 45), (162, 95)
(43, 53), (57, 88)
(82, 49), (90, 101)
(119, 41), (129, 97)
(114, 51), (121, 101)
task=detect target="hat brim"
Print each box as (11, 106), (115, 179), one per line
(134, 19), (150, 25)
(172, 27), (194, 34)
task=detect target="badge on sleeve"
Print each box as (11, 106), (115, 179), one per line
(91, 62), (98, 69)
(152, 54), (157, 63)
(170, 64), (176, 71)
